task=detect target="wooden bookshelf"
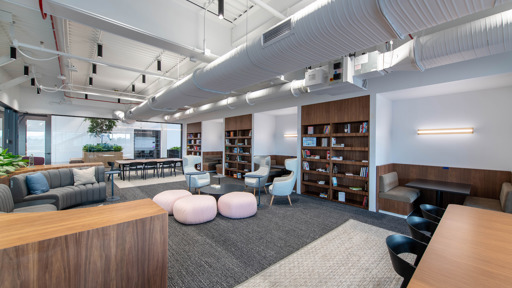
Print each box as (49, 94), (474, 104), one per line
(224, 114), (252, 179)
(301, 96), (370, 209)
(187, 122), (201, 157)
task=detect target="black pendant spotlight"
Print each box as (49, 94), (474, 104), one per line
(218, 0), (224, 19)
(92, 63), (97, 74)
(31, 78), (35, 86)
(85, 94), (88, 99)
(97, 43), (103, 58)
(142, 74), (146, 83)
(157, 59), (162, 71)
(24, 65), (29, 76)
(89, 76), (93, 86)
(132, 84), (135, 93)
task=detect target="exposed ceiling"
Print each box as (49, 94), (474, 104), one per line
(0, 0), (511, 121)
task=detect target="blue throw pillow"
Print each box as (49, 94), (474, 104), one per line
(26, 172), (50, 195)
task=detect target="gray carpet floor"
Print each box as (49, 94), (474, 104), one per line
(103, 173), (409, 288)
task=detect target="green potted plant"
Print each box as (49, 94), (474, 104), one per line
(0, 148), (28, 176)
(82, 118), (123, 167)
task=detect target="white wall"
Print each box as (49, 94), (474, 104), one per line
(202, 119), (223, 152)
(273, 114), (298, 156)
(375, 96), (393, 165)
(389, 86), (512, 171)
(253, 113), (275, 156)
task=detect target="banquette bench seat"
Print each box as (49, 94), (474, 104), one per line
(379, 172), (420, 216)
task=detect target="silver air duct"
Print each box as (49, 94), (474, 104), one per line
(126, 0), (505, 120)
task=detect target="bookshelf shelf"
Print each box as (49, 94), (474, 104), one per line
(224, 114), (252, 179)
(187, 122), (202, 157)
(301, 96), (370, 209)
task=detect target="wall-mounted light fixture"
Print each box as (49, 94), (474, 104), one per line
(417, 128), (474, 135)
(284, 133), (298, 138)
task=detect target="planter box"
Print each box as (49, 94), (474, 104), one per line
(83, 152), (124, 168)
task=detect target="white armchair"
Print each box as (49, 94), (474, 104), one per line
(269, 158), (298, 206)
(183, 155), (210, 194)
(245, 155), (271, 195)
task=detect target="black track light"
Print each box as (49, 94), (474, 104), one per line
(89, 76), (93, 86)
(132, 84), (135, 93)
(218, 0), (224, 19)
(97, 43), (103, 58)
(36, 87), (41, 94)
(142, 74), (146, 83)
(92, 63), (97, 74)
(85, 94), (88, 99)
(24, 65), (29, 76)
(10, 47), (16, 59)
(118, 98), (121, 103)
(157, 60), (161, 71)
(31, 78), (35, 86)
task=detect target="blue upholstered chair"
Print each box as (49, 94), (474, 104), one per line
(183, 155), (210, 194)
(245, 155), (271, 195)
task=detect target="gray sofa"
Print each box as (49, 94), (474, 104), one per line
(0, 184), (57, 213)
(10, 166), (106, 210)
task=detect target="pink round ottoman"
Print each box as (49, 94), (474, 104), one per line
(173, 195), (217, 225)
(152, 189), (192, 215)
(218, 192), (257, 219)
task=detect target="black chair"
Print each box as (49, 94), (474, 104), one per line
(127, 162), (144, 181)
(143, 161), (158, 179)
(159, 161), (175, 177)
(407, 215), (438, 244)
(420, 204), (445, 223)
(107, 161), (121, 181)
(386, 234), (427, 288)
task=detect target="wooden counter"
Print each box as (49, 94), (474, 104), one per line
(0, 199), (168, 287)
(0, 162), (104, 186)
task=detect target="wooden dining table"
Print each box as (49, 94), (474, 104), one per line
(116, 158), (182, 180)
(405, 179), (471, 207)
(409, 204), (512, 287)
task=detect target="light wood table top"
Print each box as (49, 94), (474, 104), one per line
(409, 204), (512, 287)
(116, 158), (182, 165)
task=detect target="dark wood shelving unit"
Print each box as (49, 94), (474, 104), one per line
(224, 114), (252, 179)
(301, 96), (370, 209)
(187, 122), (201, 157)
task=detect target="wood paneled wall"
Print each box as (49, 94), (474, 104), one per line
(187, 122), (201, 133)
(225, 114), (252, 130)
(301, 95), (370, 125)
(0, 199), (168, 287)
(269, 155), (296, 166)
(377, 163), (511, 208)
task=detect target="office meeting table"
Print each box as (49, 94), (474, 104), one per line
(405, 179), (471, 207)
(116, 158), (182, 180)
(409, 204), (512, 287)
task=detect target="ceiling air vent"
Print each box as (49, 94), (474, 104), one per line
(262, 19), (292, 46)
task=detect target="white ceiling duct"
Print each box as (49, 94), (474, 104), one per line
(415, 9), (512, 70)
(125, 0), (504, 120)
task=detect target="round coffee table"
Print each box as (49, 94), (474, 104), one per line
(201, 184), (244, 199)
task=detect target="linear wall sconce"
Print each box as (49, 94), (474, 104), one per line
(284, 133), (297, 138)
(417, 128), (474, 135)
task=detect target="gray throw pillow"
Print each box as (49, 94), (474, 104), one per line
(73, 167), (97, 186)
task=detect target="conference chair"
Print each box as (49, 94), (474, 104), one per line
(159, 160), (175, 177)
(269, 158), (298, 206)
(143, 161), (158, 179)
(127, 162), (144, 181)
(245, 155), (270, 195)
(420, 204), (445, 223)
(183, 155), (210, 194)
(386, 234), (427, 288)
(406, 215), (438, 244)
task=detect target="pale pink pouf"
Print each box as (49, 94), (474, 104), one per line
(173, 195), (217, 225)
(218, 192), (257, 219)
(152, 189), (192, 215)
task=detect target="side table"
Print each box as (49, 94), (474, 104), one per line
(244, 174), (265, 207)
(105, 170), (121, 201)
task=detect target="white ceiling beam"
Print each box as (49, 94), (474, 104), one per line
(0, 55), (15, 67)
(0, 75), (28, 91)
(250, 0), (286, 20)
(44, 0), (233, 62)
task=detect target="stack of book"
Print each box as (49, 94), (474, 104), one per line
(359, 167), (368, 177)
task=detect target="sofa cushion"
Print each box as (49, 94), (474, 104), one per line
(379, 172), (399, 193)
(73, 167), (97, 186)
(499, 182), (512, 213)
(464, 196), (502, 212)
(379, 186), (420, 203)
(26, 173), (50, 195)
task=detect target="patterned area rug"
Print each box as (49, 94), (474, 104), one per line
(237, 219), (402, 288)
(114, 173), (186, 189)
